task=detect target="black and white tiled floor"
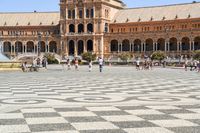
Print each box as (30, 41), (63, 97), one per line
(0, 66), (200, 133)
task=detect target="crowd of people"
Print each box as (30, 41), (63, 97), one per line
(62, 57), (104, 73)
(184, 60), (200, 72)
(21, 57), (48, 72)
(136, 59), (153, 71)
(21, 56), (200, 73)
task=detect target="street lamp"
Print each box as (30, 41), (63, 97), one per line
(37, 32), (42, 56)
(45, 32), (49, 53)
(0, 32), (3, 53)
(15, 31), (19, 56)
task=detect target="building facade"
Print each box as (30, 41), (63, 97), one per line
(0, 0), (200, 60)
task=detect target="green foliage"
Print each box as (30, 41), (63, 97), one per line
(44, 53), (59, 64)
(82, 52), (97, 62)
(151, 51), (166, 61)
(118, 53), (131, 62)
(193, 50), (200, 61)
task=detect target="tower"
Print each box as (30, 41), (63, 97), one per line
(59, 0), (125, 57)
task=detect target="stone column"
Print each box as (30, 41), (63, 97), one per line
(129, 43), (132, 52)
(141, 43), (143, 52)
(153, 43), (155, 52)
(165, 41), (167, 52)
(93, 5), (95, 18)
(179, 42), (182, 52)
(190, 41), (192, 51)
(74, 41), (77, 57)
(143, 43), (146, 52)
(177, 42), (179, 52)
(192, 41), (195, 51)
(118, 43), (120, 53)
(101, 36), (104, 58)
(168, 43), (170, 52)
(132, 43), (134, 52)
(84, 40), (87, 53)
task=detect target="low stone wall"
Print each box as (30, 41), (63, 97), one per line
(0, 61), (22, 71)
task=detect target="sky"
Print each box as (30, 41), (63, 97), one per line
(0, 0), (198, 12)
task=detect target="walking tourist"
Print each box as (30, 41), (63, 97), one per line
(42, 57), (48, 69)
(21, 62), (28, 72)
(136, 59), (140, 70)
(198, 61), (200, 73)
(74, 58), (79, 71)
(184, 59), (189, 71)
(98, 57), (104, 72)
(88, 60), (92, 72)
(67, 59), (71, 70)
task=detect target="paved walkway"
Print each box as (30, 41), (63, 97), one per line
(0, 66), (200, 133)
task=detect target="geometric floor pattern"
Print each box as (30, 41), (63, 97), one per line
(0, 66), (200, 133)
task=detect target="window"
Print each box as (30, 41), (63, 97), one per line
(68, 10), (71, 19)
(72, 10), (75, 19)
(91, 8), (94, 18)
(79, 10), (83, 18)
(86, 9), (89, 18)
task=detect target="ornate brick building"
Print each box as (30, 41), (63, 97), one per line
(0, 0), (200, 60)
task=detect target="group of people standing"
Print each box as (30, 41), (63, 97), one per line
(63, 57), (104, 72)
(184, 60), (200, 72)
(136, 59), (153, 71)
(21, 57), (48, 72)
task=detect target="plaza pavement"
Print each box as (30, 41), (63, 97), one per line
(0, 66), (200, 133)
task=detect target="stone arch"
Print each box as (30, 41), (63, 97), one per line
(27, 41), (34, 53)
(69, 24), (75, 33)
(181, 37), (190, 51)
(194, 36), (200, 50)
(49, 41), (57, 53)
(15, 41), (23, 53)
(145, 38), (153, 51)
(78, 23), (84, 33)
(3, 41), (11, 52)
(157, 38), (165, 51)
(169, 37), (177, 51)
(68, 40), (75, 55)
(78, 40), (84, 55)
(110, 40), (118, 52)
(122, 39), (130, 51)
(87, 40), (93, 52)
(87, 23), (93, 33)
(134, 39), (141, 52)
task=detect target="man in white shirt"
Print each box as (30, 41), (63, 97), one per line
(99, 57), (104, 72)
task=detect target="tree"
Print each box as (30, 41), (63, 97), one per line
(193, 50), (200, 60)
(118, 53), (131, 62)
(44, 53), (59, 64)
(82, 52), (96, 62)
(151, 51), (166, 61)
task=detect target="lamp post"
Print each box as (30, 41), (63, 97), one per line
(15, 32), (19, 56)
(0, 32), (3, 53)
(37, 32), (42, 56)
(45, 32), (49, 53)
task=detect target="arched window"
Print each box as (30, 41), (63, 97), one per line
(145, 39), (153, 51)
(68, 10), (71, 19)
(69, 24), (75, 33)
(134, 39), (141, 52)
(87, 23), (93, 33)
(78, 24), (84, 33)
(194, 37), (200, 50)
(79, 10), (83, 18)
(87, 40), (93, 51)
(181, 37), (190, 51)
(91, 8), (94, 18)
(78, 40), (84, 55)
(122, 39), (130, 51)
(86, 9), (89, 18)
(110, 40), (118, 52)
(27, 41), (34, 53)
(15, 41), (23, 53)
(68, 40), (75, 55)
(169, 38), (178, 51)
(157, 38), (165, 51)
(3, 42), (11, 52)
(49, 41), (57, 53)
